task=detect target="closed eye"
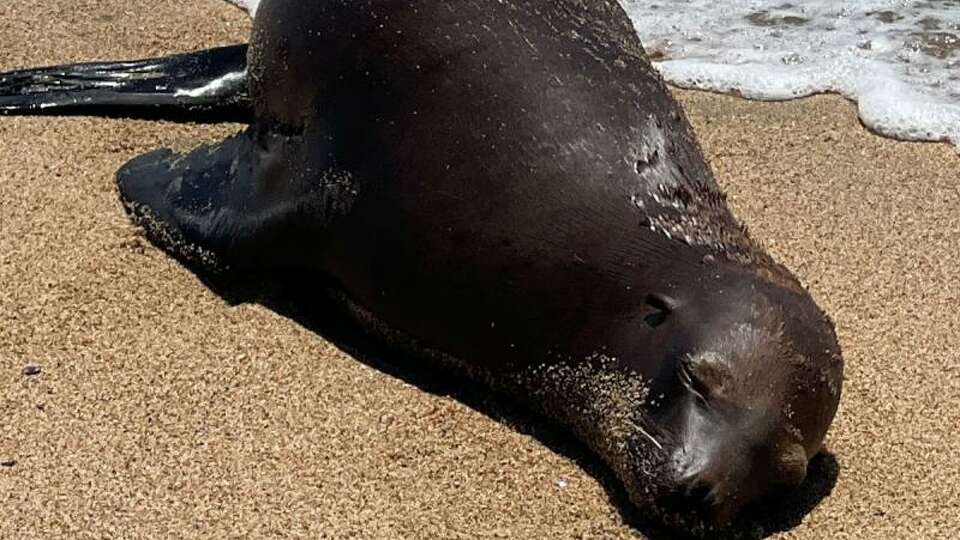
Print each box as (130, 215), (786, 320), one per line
(679, 359), (712, 407)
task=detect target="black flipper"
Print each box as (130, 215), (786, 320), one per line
(0, 44), (251, 123)
(119, 131), (261, 270)
(118, 129), (356, 272)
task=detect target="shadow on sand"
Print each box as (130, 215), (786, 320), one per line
(195, 269), (839, 540)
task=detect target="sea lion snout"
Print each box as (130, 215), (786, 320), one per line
(647, 297), (825, 526)
(664, 407), (811, 526)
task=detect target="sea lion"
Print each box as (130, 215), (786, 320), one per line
(0, 0), (843, 532)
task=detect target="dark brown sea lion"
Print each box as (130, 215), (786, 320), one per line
(0, 0), (843, 532)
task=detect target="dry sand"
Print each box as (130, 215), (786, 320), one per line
(1, 1), (958, 538)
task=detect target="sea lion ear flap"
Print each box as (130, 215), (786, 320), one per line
(643, 293), (677, 328)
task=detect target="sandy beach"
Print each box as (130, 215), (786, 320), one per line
(1, 1), (958, 538)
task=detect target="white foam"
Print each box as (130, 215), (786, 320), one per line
(620, 0), (960, 150)
(225, 0), (258, 16)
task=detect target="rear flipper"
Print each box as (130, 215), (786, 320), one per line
(119, 131), (263, 270)
(118, 129), (356, 272)
(0, 44), (250, 123)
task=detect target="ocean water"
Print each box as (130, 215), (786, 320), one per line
(226, 0), (960, 150)
(621, 0), (960, 150)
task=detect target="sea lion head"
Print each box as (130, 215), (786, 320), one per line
(624, 267), (843, 528)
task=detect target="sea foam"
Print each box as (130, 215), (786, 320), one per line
(621, 0), (960, 150)
(226, 0), (258, 16)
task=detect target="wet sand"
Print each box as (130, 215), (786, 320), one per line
(1, 1), (958, 538)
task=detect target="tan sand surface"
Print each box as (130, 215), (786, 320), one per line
(1, 1), (958, 538)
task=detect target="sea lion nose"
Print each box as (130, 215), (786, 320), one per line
(776, 443), (809, 487)
(670, 441), (810, 525)
(663, 476), (741, 527)
(681, 477), (742, 526)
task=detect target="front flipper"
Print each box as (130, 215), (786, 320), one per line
(118, 129), (359, 272)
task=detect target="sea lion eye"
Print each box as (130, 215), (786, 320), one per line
(679, 358), (712, 406)
(680, 352), (731, 406)
(644, 293), (674, 328)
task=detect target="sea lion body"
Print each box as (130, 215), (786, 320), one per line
(1, 0), (843, 531)
(249, 0), (708, 371)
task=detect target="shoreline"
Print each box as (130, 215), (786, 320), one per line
(670, 83), (960, 153)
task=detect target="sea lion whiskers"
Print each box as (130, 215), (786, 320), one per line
(627, 416), (664, 451)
